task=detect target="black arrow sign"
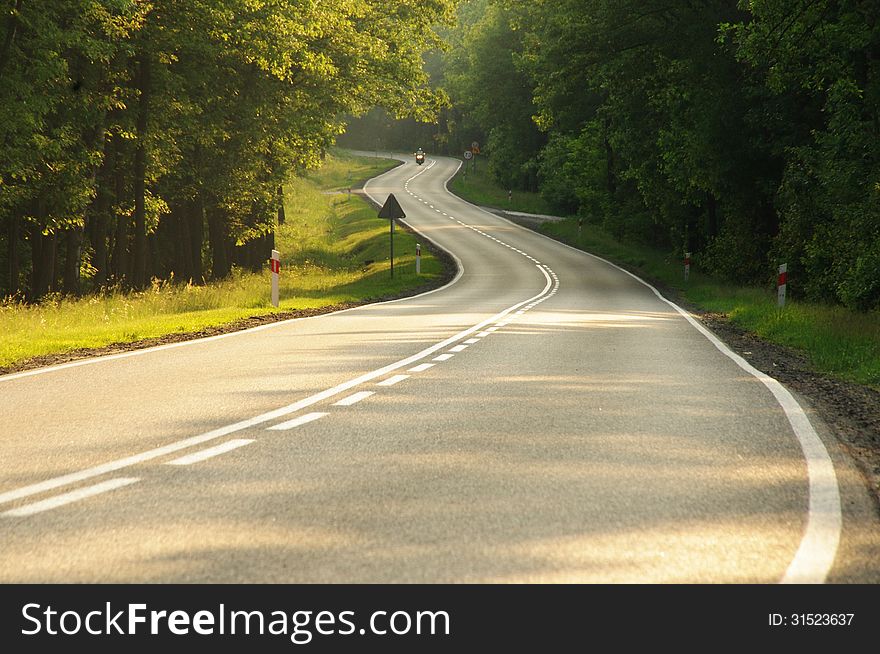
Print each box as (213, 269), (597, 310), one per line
(378, 193), (406, 220)
(378, 194), (405, 278)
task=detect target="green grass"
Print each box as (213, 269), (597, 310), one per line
(0, 150), (443, 368)
(449, 160), (880, 389)
(449, 158), (554, 215)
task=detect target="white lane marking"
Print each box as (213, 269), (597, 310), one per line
(449, 345), (468, 353)
(432, 354), (454, 362)
(377, 374), (409, 387)
(267, 412), (329, 431)
(437, 157), (840, 584)
(408, 363), (435, 373)
(486, 327), (500, 332)
(3, 478), (139, 518)
(333, 391), (375, 406)
(0, 267), (553, 508)
(476, 332), (491, 337)
(166, 439), (254, 466)
(463, 338), (481, 345)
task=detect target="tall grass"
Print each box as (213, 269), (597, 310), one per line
(0, 150), (442, 369)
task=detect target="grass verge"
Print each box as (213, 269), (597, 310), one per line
(0, 150), (445, 369)
(448, 158), (553, 215)
(449, 159), (880, 389)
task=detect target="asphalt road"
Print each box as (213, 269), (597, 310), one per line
(1, 154), (878, 583)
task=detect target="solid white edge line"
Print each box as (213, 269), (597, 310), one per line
(166, 439), (254, 466)
(3, 478), (140, 518)
(0, 157), (463, 384)
(0, 266), (553, 507)
(436, 155), (841, 584)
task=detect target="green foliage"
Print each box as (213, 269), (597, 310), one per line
(438, 0), (880, 311)
(1, 0), (455, 299)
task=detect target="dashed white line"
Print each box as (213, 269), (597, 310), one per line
(377, 374), (409, 387)
(463, 338), (481, 345)
(166, 439), (254, 466)
(3, 478), (140, 518)
(267, 412), (329, 431)
(408, 363), (435, 373)
(333, 391), (375, 406)
(449, 345), (468, 353)
(432, 354), (455, 362)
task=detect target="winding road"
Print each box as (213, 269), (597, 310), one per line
(1, 154), (878, 583)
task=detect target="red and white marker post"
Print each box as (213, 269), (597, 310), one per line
(684, 252), (691, 281)
(270, 249), (281, 308)
(416, 243), (421, 275)
(777, 263), (787, 308)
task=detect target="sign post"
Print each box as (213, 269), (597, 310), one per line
(378, 193), (406, 278)
(270, 249), (281, 307)
(416, 243), (421, 275)
(778, 263), (787, 307)
(684, 252), (691, 281)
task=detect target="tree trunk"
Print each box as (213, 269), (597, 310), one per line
(207, 205), (231, 279)
(6, 214), (19, 296)
(63, 226), (83, 295)
(706, 191), (718, 240)
(277, 186), (286, 225)
(0, 0), (23, 76)
(30, 229), (56, 300)
(111, 135), (128, 285)
(169, 201), (190, 282)
(132, 54), (151, 289)
(190, 195), (204, 283)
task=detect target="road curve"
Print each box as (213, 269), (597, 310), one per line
(0, 154), (878, 583)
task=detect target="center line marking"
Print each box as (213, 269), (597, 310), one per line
(333, 391), (374, 406)
(3, 478), (139, 518)
(167, 439), (254, 466)
(433, 353), (454, 361)
(377, 374), (409, 386)
(449, 344), (468, 353)
(267, 412), (328, 431)
(408, 363), (435, 373)
(0, 256), (553, 508)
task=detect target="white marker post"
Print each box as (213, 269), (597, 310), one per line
(684, 252), (691, 281)
(270, 249), (281, 307)
(416, 243), (421, 275)
(778, 263), (787, 308)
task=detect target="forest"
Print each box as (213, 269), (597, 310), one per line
(0, 0), (453, 300)
(345, 0), (880, 312)
(5, 1), (880, 313)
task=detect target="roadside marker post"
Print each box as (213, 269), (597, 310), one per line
(416, 243), (421, 275)
(684, 252), (691, 281)
(778, 263), (787, 307)
(378, 194), (406, 279)
(270, 249), (281, 307)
